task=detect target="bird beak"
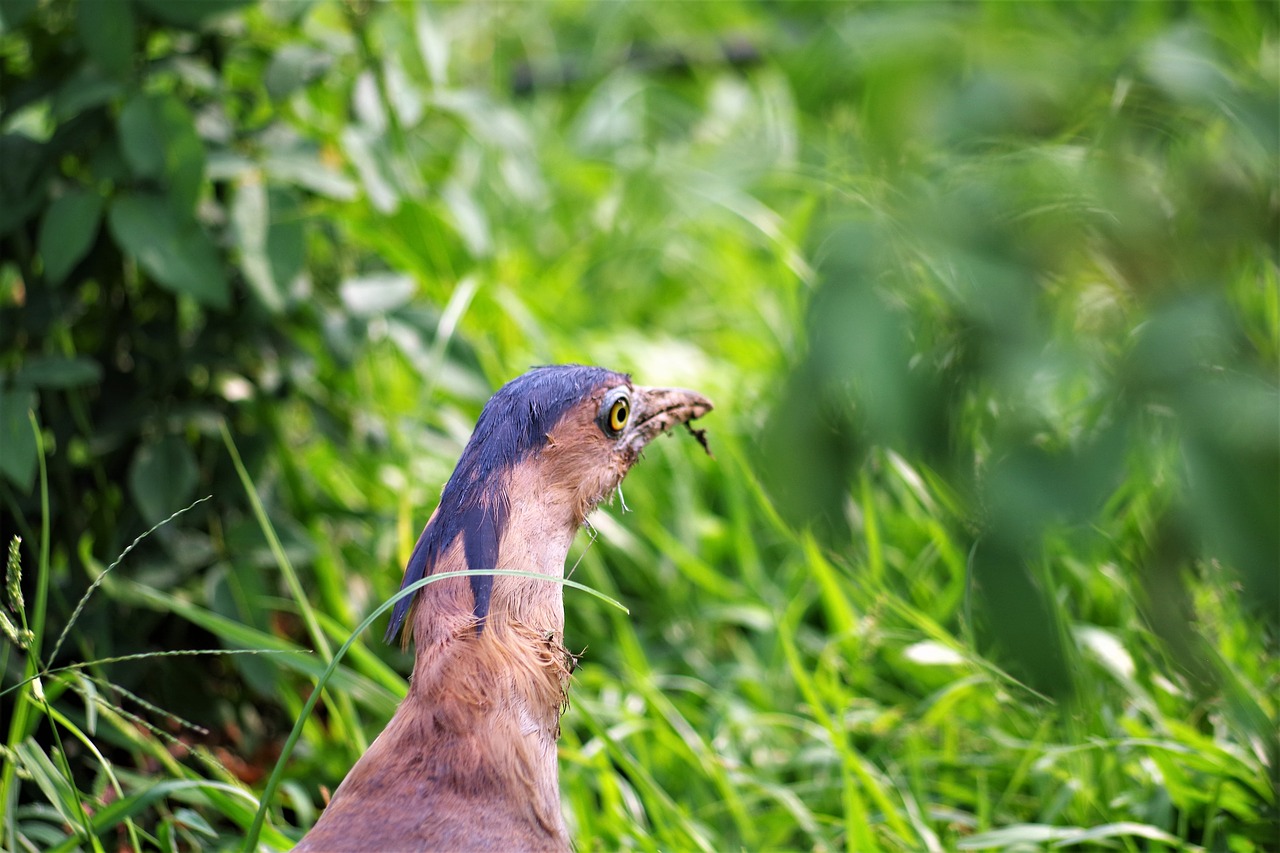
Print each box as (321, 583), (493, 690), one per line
(626, 385), (714, 453)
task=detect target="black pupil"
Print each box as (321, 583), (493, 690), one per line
(613, 401), (627, 424)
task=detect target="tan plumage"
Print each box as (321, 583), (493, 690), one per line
(295, 365), (711, 852)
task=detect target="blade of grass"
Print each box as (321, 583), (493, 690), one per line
(2, 414), (50, 848)
(31, 691), (100, 852)
(778, 593), (876, 853)
(45, 779), (290, 853)
(609, 617), (757, 847)
(220, 422), (376, 749)
(218, 421), (330, 661)
(571, 699), (715, 853)
(804, 531), (859, 638)
(42, 701), (133, 851)
(12, 741), (81, 836)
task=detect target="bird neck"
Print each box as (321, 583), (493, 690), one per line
(393, 466), (584, 827)
(410, 463), (583, 647)
(380, 499), (573, 844)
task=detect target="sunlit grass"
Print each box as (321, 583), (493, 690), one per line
(5, 356), (1274, 850)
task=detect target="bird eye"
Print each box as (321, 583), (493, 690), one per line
(598, 388), (630, 437)
(609, 398), (629, 431)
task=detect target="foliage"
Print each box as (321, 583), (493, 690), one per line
(762, 0), (1278, 698)
(1, 1), (1276, 851)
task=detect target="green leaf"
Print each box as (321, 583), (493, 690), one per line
(77, 0), (135, 78)
(12, 740), (81, 827)
(263, 148), (357, 200)
(264, 44), (331, 101)
(0, 389), (37, 491)
(51, 66), (125, 120)
(38, 190), (104, 284)
(12, 356), (103, 389)
(107, 192), (229, 308)
(117, 96), (166, 180)
(128, 436), (199, 525)
(173, 807), (216, 838)
(0, 133), (49, 237)
(339, 272), (415, 316)
(265, 188), (305, 298)
(117, 93), (205, 213)
(229, 177), (275, 310)
(231, 182), (305, 314)
(341, 127), (399, 213)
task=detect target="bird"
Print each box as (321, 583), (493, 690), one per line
(294, 364), (712, 852)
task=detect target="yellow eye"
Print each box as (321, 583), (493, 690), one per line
(598, 387), (631, 437)
(609, 398), (629, 432)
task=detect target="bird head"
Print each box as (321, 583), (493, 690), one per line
(386, 365), (712, 643)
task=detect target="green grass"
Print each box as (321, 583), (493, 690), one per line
(10, 427), (1273, 850)
(2, 1), (1276, 851)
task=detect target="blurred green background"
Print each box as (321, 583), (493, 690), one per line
(1, 1), (1276, 850)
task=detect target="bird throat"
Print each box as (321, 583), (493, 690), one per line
(409, 493), (577, 696)
(398, 499), (579, 842)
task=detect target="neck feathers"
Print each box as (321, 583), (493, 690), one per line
(294, 616), (574, 851)
(298, 471), (579, 851)
(407, 514), (575, 723)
